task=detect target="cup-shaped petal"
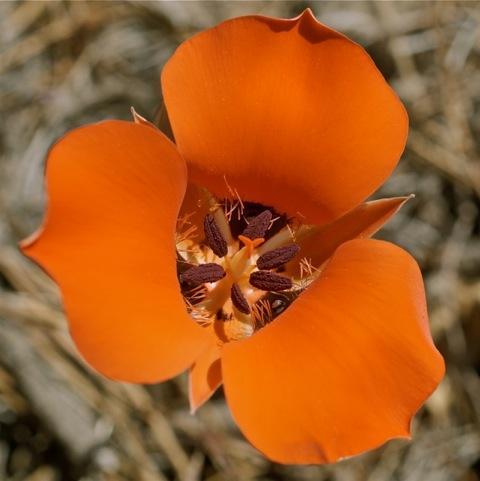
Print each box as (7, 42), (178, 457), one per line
(162, 10), (408, 225)
(22, 121), (209, 383)
(222, 239), (444, 464)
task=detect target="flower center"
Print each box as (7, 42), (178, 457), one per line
(176, 192), (316, 341)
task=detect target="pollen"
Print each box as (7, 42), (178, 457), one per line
(175, 192), (309, 341)
(231, 283), (251, 314)
(180, 263), (226, 287)
(242, 210), (272, 240)
(204, 214), (228, 257)
(256, 244), (300, 270)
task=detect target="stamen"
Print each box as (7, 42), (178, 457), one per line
(204, 214), (228, 257)
(242, 210), (272, 240)
(180, 263), (225, 287)
(256, 244), (300, 270)
(230, 283), (251, 314)
(177, 193), (305, 337)
(204, 188), (234, 245)
(249, 270), (292, 292)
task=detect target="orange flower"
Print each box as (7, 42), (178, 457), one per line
(21, 10), (444, 464)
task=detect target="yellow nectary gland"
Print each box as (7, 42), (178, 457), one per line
(176, 198), (310, 340)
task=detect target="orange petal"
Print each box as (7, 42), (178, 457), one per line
(162, 10), (408, 225)
(286, 196), (412, 276)
(222, 239), (444, 464)
(189, 326), (222, 413)
(21, 120), (209, 383)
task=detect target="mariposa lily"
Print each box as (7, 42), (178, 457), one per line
(21, 10), (444, 464)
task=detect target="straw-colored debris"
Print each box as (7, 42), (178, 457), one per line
(0, 1), (479, 480)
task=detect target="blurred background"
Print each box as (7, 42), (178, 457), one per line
(0, 1), (479, 480)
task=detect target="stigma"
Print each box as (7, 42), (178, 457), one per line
(176, 194), (309, 341)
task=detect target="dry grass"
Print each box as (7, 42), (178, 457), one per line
(0, 1), (479, 480)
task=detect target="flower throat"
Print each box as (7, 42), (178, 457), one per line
(176, 195), (314, 341)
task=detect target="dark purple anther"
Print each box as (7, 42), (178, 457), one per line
(180, 263), (225, 287)
(257, 244), (300, 270)
(204, 214), (228, 257)
(242, 210), (272, 240)
(249, 270), (292, 292)
(231, 283), (251, 314)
